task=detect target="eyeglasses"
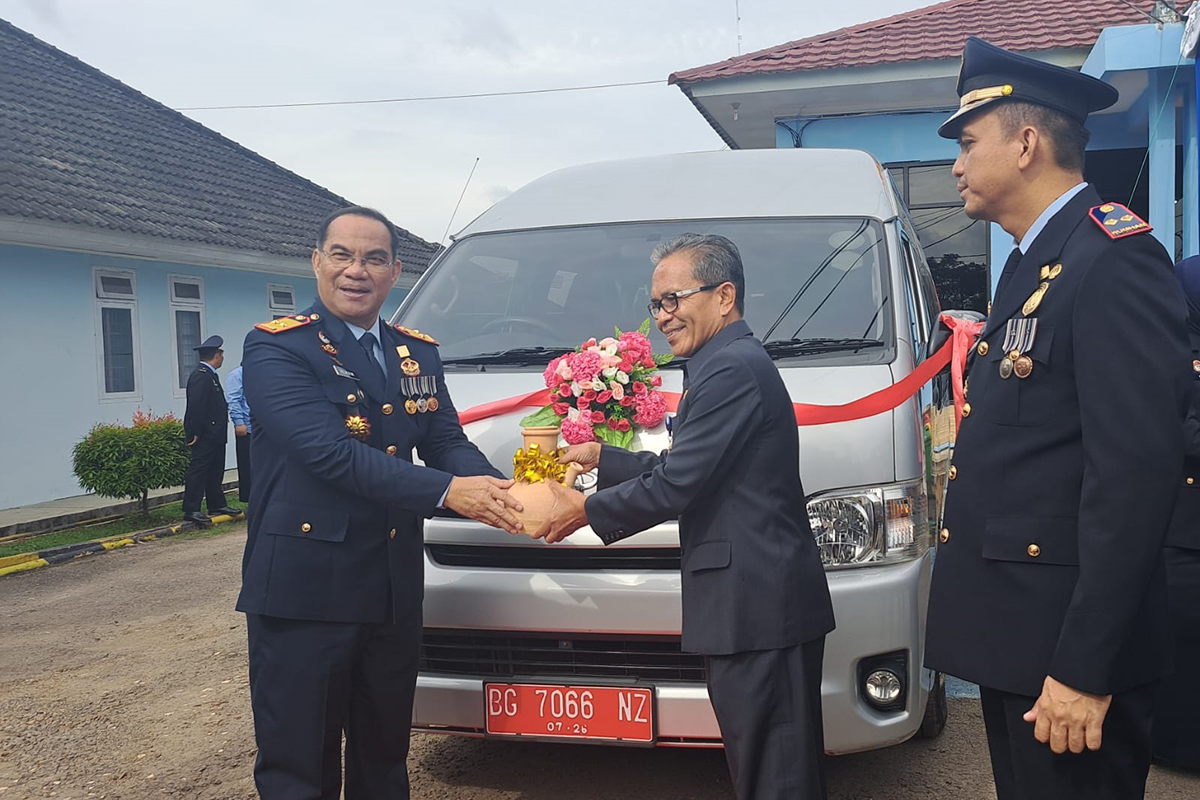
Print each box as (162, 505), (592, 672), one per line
(647, 283), (722, 319)
(319, 249), (394, 272)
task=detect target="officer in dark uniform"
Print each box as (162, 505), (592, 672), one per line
(925, 38), (1191, 799)
(1152, 254), (1200, 770)
(182, 335), (235, 525)
(541, 233), (836, 800)
(237, 206), (522, 800)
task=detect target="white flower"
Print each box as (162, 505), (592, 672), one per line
(615, 371), (630, 385)
(570, 381), (584, 396)
(602, 367), (617, 379)
(592, 379), (606, 392)
(566, 407), (582, 422)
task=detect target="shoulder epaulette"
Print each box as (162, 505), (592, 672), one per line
(393, 324), (439, 345)
(255, 315), (314, 334)
(1089, 203), (1151, 240)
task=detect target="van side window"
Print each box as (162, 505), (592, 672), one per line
(900, 233), (928, 357)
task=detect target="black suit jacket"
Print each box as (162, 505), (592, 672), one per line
(925, 186), (1191, 696)
(1166, 356), (1200, 549)
(236, 298), (503, 624)
(585, 320), (835, 656)
(184, 363), (228, 443)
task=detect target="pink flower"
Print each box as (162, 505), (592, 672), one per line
(610, 382), (624, 401)
(633, 390), (668, 427)
(642, 357), (655, 368)
(619, 331), (653, 362)
(596, 390), (613, 403)
(632, 381), (647, 395)
(576, 396), (592, 411)
(582, 389), (597, 402)
(620, 395), (634, 407)
(651, 375), (662, 387)
(591, 410), (606, 424)
(616, 418), (631, 432)
(607, 417), (621, 430)
(552, 402), (570, 416)
(559, 383), (573, 398)
(568, 350), (603, 382)
(543, 356), (566, 388)
(561, 417), (597, 444)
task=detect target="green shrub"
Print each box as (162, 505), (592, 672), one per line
(72, 410), (190, 513)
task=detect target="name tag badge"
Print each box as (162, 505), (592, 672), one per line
(333, 364), (359, 380)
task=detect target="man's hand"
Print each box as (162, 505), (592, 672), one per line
(557, 442), (601, 473)
(235, 424), (249, 437)
(533, 480), (589, 544)
(187, 436), (198, 446)
(444, 476), (525, 535)
(1023, 675), (1113, 754)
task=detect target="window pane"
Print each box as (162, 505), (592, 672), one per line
(175, 309), (202, 388)
(99, 275), (134, 296)
(911, 207), (989, 314)
(173, 281), (201, 301)
(102, 307), (135, 393)
(908, 165), (962, 206)
(401, 218), (893, 364)
(271, 289), (294, 307)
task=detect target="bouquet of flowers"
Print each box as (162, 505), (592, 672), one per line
(519, 320), (674, 449)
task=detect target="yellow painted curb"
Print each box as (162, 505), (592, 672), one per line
(0, 552), (40, 570)
(101, 538), (135, 551)
(0, 558), (48, 577)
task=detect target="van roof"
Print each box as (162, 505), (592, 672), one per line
(458, 149), (902, 237)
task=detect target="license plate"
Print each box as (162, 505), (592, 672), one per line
(484, 683), (654, 743)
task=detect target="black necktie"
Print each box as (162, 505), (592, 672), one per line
(993, 247), (1022, 303)
(358, 331), (386, 386)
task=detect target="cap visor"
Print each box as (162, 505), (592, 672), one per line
(937, 96), (1003, 138)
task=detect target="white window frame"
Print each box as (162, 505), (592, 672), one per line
(94, 267), (142, 403)
(267, 282), (296, 318)
(168, 274), (206, 397)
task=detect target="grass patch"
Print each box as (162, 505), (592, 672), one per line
(0, 500), (246, 558)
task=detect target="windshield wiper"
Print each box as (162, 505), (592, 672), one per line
(442, 346), (576, 367)
(761, 337), (885, 359)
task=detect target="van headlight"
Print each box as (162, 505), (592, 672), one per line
(806, 479), (929, 569)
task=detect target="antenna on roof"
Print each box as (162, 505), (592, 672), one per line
(441, 157), (479, 246)
(735, 0), (743, 55)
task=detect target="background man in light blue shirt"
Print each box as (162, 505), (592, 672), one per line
(225, 364), (252, 504)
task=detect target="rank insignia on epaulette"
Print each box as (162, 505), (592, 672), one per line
(255, 316), (312, 334)
(393, 324), (439, 345)
(1089, 203), (1151, 240)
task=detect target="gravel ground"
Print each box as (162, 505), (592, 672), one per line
(1, 525), (1198, 800)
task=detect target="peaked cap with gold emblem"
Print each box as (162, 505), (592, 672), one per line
(938, 37), (1119, 139)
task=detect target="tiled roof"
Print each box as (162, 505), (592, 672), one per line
(0, 19), (437, 272)
(670, 0), (1186, 84)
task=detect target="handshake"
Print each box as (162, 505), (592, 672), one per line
(443, 442), (600, 543)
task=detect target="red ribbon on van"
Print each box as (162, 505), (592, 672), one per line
(458, 313), (982, 429)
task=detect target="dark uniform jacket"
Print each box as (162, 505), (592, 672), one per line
(585, 320), (835, 656)
(184, 363), (228, 443)
(925, 186), (1191, 697)
(236, 298), (503, 624)
(1167, 353), (1200, 549)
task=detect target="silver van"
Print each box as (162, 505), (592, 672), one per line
(391, 148), (953, 754)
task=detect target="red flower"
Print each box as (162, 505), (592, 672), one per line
(559, 383), (573, 398)
(651, 375), (662, 387)
(577, 397), (591, 411)
(642, 357), (655, 368)
(591, 410), (606, 424)
(582, 389), (597, 402)
(596, 390), (613, 403)
(607, 417), (620, 430)
(620, 395), (634, 407)
(632, 381), (647, 395)
(616, 418), (631, 432)
(552, 402), (570, 416)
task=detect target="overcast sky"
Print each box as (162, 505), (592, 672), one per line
(2, 0), (924, 245)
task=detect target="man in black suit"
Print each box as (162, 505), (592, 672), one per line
(182, 335), (236, 525)
(925, 38), (1191, 800)
(542, 233), (836, 800)
(238, 206), (522, 800)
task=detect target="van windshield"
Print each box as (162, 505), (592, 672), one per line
(397, 219), (892, 365)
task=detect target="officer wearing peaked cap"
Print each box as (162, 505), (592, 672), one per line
(182, 334), (236, 525)
(925, 37), (1191, 800)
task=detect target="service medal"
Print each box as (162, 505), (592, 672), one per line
(427, 397), (440, 412)
(416, 397), (429, 413)
(404, 399), (419, 415)
(998, 358), (1014, 379)
(1194, 359), (1200, 374)
(1014, 355), (1034, 379)
(1022, 282), (1049, 316)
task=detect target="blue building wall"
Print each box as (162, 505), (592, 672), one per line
(0, 243), (410, 507)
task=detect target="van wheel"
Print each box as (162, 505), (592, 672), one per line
(918, 671), (948, 738)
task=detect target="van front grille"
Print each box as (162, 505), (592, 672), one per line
(420, 629), (706, 682)
(426, 544), (681, 571)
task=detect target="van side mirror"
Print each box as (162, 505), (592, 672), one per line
(927, 309), (985, 361)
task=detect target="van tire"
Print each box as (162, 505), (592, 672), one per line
(918, 671), (948, 738)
